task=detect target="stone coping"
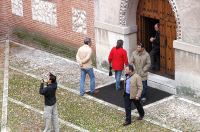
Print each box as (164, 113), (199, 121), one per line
(173, 40), (200, 55)
(94, 21), (137, 35)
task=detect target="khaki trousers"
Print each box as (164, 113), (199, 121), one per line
(43, 104), (59, 132)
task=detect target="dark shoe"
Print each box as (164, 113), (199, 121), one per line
(116, 87), (123, 91)
(91, 89), (99, 95)
(141, 98), (146, 104)
(150, 66), (155, 71)
(123, 121), (131, 126)
(136, 116), (143, 120)
(80, 93), (85, 96)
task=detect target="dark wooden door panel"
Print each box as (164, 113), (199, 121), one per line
(165, 21), (176, 76)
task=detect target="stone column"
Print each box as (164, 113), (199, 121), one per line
(172, 0), (200, 101)
(94, 21), (137, 71)
(174, 40), (200, 100)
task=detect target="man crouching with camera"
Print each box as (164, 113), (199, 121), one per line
(39, 73), (59, 132)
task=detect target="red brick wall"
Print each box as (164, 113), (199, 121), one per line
(1, 0), (95, 47)
(0, 0), (11, 36)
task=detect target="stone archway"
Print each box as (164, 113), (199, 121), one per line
(119, 0), (182, 39)
(94, 0), (182, 70)
(94, 0), (200, 98)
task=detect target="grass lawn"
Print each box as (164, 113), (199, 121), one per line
(8, 101), (77, 132)
(8, 69), (171, 132)
(0, 44), (4, 98)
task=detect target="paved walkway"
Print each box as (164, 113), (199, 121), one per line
(9, 41), (200, 132)
(9, 42), (115, 91)
(1, 40), (9, 131)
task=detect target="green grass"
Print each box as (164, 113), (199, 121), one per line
(0, 44), (4, 98)
(8, 69), (171, 132)
(8, 101), (77, 132)
(12, 28), (96, 66)
(0, 71), (3, 98)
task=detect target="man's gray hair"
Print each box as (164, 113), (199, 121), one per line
(84, 37), (91, 45)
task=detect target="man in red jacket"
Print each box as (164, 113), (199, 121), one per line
(108, 39), (128, 90)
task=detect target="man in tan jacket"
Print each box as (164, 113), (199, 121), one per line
(76, 37), (98, 96)
(130, 43), (151, 103)
(123, 64), (144, 126)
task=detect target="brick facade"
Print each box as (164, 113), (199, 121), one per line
(0, 0), (10, 37)
(0, 0), (95, 47)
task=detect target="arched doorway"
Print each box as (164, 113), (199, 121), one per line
(137, 0), (176, 79)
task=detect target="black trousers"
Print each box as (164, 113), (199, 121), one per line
(124, 93), (145, 123)
(150, 47), (160, 69)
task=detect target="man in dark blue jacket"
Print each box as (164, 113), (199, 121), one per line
(39, 73), (59, 132)
(150, 23), (160, 71)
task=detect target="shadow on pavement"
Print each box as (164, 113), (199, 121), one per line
(87, 82), (171, 110)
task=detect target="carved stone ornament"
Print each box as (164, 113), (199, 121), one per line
(11, 0), (23, 17)
(31, 0), (57, 26)
(72, 8), (87, 34)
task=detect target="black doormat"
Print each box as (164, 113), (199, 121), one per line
(87, 82), (171, 110)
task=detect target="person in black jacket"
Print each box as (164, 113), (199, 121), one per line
(150, 23), (160, 71)
(39, 73), (59, 132)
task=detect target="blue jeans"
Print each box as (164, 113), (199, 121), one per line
(141, 80), (148, 99)
(115, 70), (122, 90)
(80, 68), (95, 96)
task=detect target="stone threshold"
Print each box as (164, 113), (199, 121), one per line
(148, 72), (177, 94)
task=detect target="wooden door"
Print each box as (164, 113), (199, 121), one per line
(137, 0), (176, 78)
